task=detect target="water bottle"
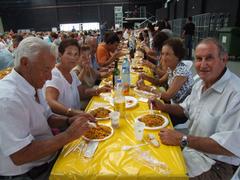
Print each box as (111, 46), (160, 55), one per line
(114, 79), (125, 118)
(121, 57), (130, 95)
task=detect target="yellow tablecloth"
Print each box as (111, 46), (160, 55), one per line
(50, 66), (188, 180)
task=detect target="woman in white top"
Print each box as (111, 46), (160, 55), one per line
(45, 39), (111, 117)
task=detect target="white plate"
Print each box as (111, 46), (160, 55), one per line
(88, 107), (113, 121)
(135, 114), (169, 130)
(108, 96), (138, 109)
(133, 87), (155, 98)
(125, 96), (138, 109)
(83, 125), (114, 142)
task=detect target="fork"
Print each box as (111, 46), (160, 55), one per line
(150, 102), (154, 114)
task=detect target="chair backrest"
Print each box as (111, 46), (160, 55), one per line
(231, 166), (240, 180)
(193, 74), (200, 84)
(182, 60), (193, 71)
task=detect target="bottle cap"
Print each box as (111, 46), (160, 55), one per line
(116, 79), (122, 83)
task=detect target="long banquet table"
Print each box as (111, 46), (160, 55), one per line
(49, 66), (188, 179)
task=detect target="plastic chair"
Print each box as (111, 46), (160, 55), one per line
(193, 74), (200, 84)
(231, 166), (240, 180)
(182, 60), (193, 70)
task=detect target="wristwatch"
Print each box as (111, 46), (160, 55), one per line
(180, 135), (188, 148)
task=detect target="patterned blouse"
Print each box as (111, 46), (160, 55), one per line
(167, 62), (194, 103)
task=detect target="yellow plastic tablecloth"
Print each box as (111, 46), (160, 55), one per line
(50, 68), (188, 180)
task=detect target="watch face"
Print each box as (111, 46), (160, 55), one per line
(181, 139), (188, 148)
(180, 136), (188, 148)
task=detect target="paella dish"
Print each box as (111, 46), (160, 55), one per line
(138, 114), (165, 127)
(89, 107), (111, 119)
(83, 125), (113, 141)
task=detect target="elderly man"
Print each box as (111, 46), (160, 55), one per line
(150, 38), (240, 179)
(85, 36), (99, 71)
(0, 37), (95, 179)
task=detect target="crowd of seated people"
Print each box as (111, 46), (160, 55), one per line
(0, 23), (240, 180)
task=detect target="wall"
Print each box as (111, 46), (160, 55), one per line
(0, 17), (4, 33)
(204, 0), (239, 26)
(0, 0), (239, 31)
(0, 0), (162, 31)
(155, 8), (168, 20)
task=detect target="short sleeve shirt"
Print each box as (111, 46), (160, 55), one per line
(0, 69), (55, 175)
(45, 67), (81, 110)
(96, 43), (111, 66)
(180, 69), (240, 177)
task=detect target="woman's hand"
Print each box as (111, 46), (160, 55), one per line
(136, 79), (151, 92)
(148, 97), (166, 111)
(68, 111), (95, 124)
(142, 60), (155, 69)
(96, 85), (112, 95)
(139, 73), (149, 81)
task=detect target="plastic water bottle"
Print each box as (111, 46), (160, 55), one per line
(121, 57), (130, 95)
(114, 79), (125, 118)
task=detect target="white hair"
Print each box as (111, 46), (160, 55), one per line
(14, 36), (56, 68)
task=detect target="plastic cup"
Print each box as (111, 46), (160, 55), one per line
(134, 121), (145, 141)
(110, 111), (120, 128)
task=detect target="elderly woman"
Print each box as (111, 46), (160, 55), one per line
(44, 39), (111, 116)
(141, 31), (170, 78)
(73, 45), (112, 88)
(137, 38), (194, 104)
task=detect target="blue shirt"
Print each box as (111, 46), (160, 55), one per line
(0, 49), (14, 71)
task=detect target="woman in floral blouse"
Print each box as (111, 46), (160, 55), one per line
(137, 38), (194, 104)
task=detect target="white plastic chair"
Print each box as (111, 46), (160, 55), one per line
(231, 166), (240, 180)
(182, 60), (193, 70)
(193, 74), (200, 84)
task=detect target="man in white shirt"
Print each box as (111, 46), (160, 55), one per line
(150, 38), (240, 179)
(0, 37), (95, 179)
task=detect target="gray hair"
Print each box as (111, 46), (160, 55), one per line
(197, 37), (227, 58)
(14, 36), (56, 68)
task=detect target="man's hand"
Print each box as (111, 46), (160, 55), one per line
(65, 116), (91, 141)
(158, 128), (184, 146)
(113, 51), (126, 59)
